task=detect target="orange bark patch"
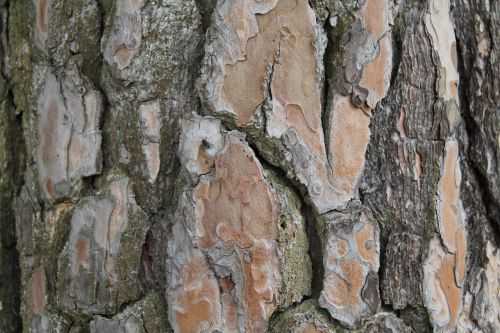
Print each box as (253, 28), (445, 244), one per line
(41, 100), (62, 168)
(197, 145), (215, 174)
(75, 236), (90, 270)
(176, 300), (211, 333)
(250, 243), (278, 295)
(424, 237), (466, 331)
(28, 266), (46, 315)
(38, 0), (48, 32)
(438, 140), (461, 252)
(325, 0), (392, 203)
(355, 223), (378, 270)
(221, 294), (238, 331)
(269, 0), (325, 156)
(241, 245), (278, 332)
(326, 238), (349, 270)
(222, 0), (324, 155)
(284, 103), (325, 156)
(360, 0), (388, 39)
(216, 223), (254, 248)
(38, 73), (101, 199)
(114, 45), (132, 69)
(194, 136), (280, 331)
(183, 250), (210, 285)
(220, 276), (235, 293)
(44, 178), (54, 197)
(35, 0), (49, 51)
(140, 102), (161, 139)
(194, 139), (278, 249)
(174, 250), (221, 333)
(67, 135), (88, 173)
(222, 0), (279, 124)
(324, 261), (364, 308)
(437, 255), (462, 331)
(328, 95), (371, 195)
(454, 228), (466, 287)
(103, 0), (143, 72)
(37, 73), (73, 200)
(358, 36), (391, 108)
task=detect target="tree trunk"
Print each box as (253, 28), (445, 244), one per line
(0, 0), (498, 332)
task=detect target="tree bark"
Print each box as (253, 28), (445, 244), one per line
(0, 0), (498, 332)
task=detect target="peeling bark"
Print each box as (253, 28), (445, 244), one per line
(319, 202), (381, 327)
(1, 0), (498, 332)
(167, 115), (311, 332)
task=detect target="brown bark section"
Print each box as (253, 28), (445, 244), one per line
(0, 0), (498, 332)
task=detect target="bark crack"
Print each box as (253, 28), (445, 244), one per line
(0, 1), (22, 331)
(247, 140), (325, 302)
(321, 18), (332, 164)
(455, 37), (500, 238)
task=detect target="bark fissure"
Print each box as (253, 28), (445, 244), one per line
(249, 140), (324, 301)
(321, 19), (332, 164)
(0, 1), (23, 331)
(455, 37), (500, 238)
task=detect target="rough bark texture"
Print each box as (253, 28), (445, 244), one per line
(0, 0), (498, 332)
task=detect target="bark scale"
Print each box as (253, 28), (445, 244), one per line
(0, 0), (498, 332)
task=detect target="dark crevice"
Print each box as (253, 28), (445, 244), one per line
(395, 305), (433, 332)
(358, 4), (436, 330)
(0, 1), (23, 331)
(194, 0), (216, 32)
(115, 295), (143, 315)
(247, 141), (325, 301)
(302, 203), (324, 299)
(318, 3), (358, 166)
(455, 37), (500, 239)
(321, 18), (332, 161)
(139, 228), (160, 292)
(77, 0), (109, 196)
(389, 9), (403, 89)
(465, 160), (500, 238)
(95, 11), (112, 179)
